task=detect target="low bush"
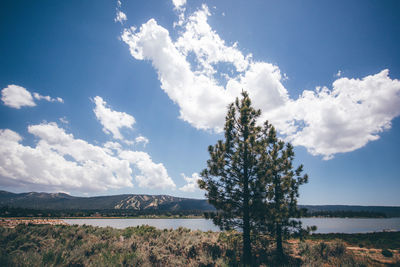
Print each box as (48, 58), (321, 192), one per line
(381, 248), (393, 258)
(307, 231), (400, 250)
(299, 240), (371, 266)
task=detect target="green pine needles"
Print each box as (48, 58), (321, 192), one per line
(198, 91), (309, 264)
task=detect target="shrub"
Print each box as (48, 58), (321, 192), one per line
(0, 251), (11, 266)
(329, 241), (346, 257)
(187, 245), (197, 258)
(42, 251), (55, 265)
(381, 249), (393, 258)
(300, 241), (370, 267)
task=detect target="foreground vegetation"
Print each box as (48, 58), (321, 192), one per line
(1, 224), (399, 266)
(306, 231), (400, 250)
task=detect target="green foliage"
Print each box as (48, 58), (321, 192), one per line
(381, 248), (393, 258)
(42, 250), (55, 265)
(0, 250), (11, 266)
(199, 91), (309, 262)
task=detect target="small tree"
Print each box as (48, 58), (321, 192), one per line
(259, 126), (308, 259)
(198, 91), (308, 264)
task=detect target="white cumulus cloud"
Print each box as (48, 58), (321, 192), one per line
(115, 11), (127, 24)
(121, 4), (400, 159)
(175, 5), (250, 75)
(0, 123), (133, 192)
(1, 84), (63, 109)
(1, 85), (36, 109)
(179, 172), (201, 192)
(33, 92), (64, 103)
(135, 135), (149, 146)
(121, 5), (290, 133)
(172, 0), (186, 10)
(93, 96), (135, 141)
(119, 150), (176, 190)
(286, 69), (400, 159)
(0, 122), (176, 192)
(122, 18), (231, 132)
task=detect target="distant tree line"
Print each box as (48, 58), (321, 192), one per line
(0, 206), (392, 219)
(0, 206), (206, 218)
(304, 210), (387, 218)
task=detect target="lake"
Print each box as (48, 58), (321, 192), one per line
(63, 217), (400, 234)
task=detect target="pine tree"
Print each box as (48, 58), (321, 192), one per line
(259, 125), (308, 260)
(198, 91), (308, 264)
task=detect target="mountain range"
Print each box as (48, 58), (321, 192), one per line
(1, 191), (399, 217)
(0, 190), (213, 211)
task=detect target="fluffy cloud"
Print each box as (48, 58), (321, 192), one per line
(0, 123), (133, 192)
(122, 17), (231, 132)
(121, 4), (400, 159)
(115, 11), (127, 24)
(121, 5), (291, 133)
(0, 123), (175, 192)
(286, 70), (400, 159)
(135, 135), (149, 146)
(172, 0), (186, 10)
(179, 173), (201, 192)
(1, 84), (63, 109)
(93, 96), (135, 141)
(1, 85), (36, 109)
(101, 141), (175, 190)
(33, 92), (63, 103)
(119, 150), (176, 190)
(103, 141), (123, 155)
(175, 5), (250, 75)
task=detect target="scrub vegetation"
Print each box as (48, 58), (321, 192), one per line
(1, 224), (399, 266)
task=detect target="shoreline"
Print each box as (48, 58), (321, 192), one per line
(0, 218), (68, 228)
(2, 217), (399, 234)
(2, 216), (399, 220)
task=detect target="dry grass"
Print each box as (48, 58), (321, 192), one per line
(0, 224), (398, 266)
(287, 239), (400, 267)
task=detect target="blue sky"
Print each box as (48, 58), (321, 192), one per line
(1, 0), (399, 205)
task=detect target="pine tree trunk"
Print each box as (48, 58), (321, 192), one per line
(242, 186), (252, 265)
(274, 173), (284, 261)
(242, 124), (252, 265)
(276, 222), (283, 260)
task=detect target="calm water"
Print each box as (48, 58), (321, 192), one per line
(63, 218), (400, 234)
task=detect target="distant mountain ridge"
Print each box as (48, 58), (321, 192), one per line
(0, 191), (399, 217)
(0, 191), (213, 211)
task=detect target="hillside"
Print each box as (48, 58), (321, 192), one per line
(0, 191), (213, 211)
(0, 191), (399, 217)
